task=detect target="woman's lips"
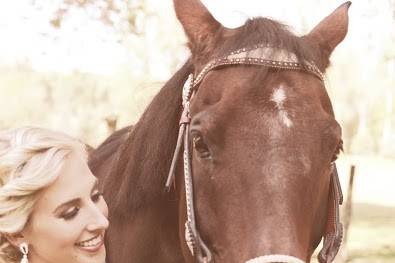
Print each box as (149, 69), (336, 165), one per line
(75, 234), (105, 253)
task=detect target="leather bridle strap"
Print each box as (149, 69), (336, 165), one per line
(318, 164), (343, 263)
(166, 74), (213, 262)
(192, 44), (324, 88)
(166, 74), (194, 191)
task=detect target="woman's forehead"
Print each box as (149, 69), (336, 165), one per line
(34, 152), (96, 213)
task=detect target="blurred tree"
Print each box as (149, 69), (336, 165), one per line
(4, 0), (186, 146)
(50, 0), (149, 37)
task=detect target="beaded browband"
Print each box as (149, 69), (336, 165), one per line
(192, 43), (324, 89)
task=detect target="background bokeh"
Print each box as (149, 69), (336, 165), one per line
(0, 0), (394, 262)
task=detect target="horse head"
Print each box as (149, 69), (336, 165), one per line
(171, 1), (351, 262)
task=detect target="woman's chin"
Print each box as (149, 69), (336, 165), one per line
(74, 244), (106, 263)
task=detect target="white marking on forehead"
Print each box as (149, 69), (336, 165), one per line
(270, 85), (293, 128)
(279, 111), (293, 128)
(271, 87), (286, 105)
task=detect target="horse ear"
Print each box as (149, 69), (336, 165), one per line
(306, 1), (351, 68)
(173, 0), (221, 53)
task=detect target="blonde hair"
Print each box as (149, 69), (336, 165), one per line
(0, 127), (87, 263)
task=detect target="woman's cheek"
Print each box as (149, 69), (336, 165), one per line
(58, 219), (87, 246)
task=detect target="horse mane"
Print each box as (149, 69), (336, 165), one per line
(104, 17), (322, 217)
(88, 125), (133, 173)
(103, 60), (193, 217)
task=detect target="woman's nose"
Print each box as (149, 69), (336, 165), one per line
(86, 202), (109, 231)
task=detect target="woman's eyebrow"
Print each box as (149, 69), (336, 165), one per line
(53, 179), (99, 215)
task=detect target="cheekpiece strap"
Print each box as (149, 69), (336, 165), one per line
(165, 73), (194, 190)
(182, 74), (194, 107)
(318, 164), (343, 263)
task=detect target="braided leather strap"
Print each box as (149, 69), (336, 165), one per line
(318, 165), (343, 263)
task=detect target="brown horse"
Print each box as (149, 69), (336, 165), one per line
(89, 1), (351, 262)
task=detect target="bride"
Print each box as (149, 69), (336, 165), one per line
(0, 127), (109, 263)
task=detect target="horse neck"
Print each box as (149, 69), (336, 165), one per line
(104, 60), (193, 263)
(106, 199), (185, 262)
(105, 59), (193, 212)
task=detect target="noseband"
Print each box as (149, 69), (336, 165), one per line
(165, 44), (343, 263)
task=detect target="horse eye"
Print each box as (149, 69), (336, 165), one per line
(192, 132), (211, 159)
(331, 140), (344, 163)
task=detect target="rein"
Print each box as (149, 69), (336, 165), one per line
(165, 44), (343, 263)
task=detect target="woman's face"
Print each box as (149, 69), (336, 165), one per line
(22, 151), (109, 263)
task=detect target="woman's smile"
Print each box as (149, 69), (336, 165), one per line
(75, 234), (105, 253)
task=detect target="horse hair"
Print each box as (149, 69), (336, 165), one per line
(88, 125), (132, 174)
(100, 60), (193, 217)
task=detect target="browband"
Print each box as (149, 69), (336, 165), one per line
(192, 44), (324, 89)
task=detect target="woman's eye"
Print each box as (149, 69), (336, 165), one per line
(61, 207), (80, 221)
(91, 191), (103, 203)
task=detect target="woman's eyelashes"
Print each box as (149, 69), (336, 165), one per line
(59, 192), (102, 221)
(61, 206), (80, 221)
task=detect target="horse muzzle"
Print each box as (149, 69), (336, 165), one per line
(245, 254), (305, 263)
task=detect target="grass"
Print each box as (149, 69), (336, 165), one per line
(344, 204), (395, 263)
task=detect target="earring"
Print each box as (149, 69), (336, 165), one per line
(19, 242), (29, 263)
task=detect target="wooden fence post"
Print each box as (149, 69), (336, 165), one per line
(343, 165), (356, 243)
(105, 115), (118, 135)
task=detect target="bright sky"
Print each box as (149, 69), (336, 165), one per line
(0, 0), (393, 74)
(202, 0), (347, 28)
(0, 0), (128, 74)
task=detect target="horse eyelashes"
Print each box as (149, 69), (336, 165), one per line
(331, 140), (343, 162)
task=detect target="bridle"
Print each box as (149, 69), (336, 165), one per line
(165, 44), (343, 263)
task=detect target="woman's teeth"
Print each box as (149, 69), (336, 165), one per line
(76, 235), (102, 247)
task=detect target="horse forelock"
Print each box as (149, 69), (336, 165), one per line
(103, 60), (193, 217)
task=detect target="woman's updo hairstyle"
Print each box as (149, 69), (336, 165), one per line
(0, 127), (86, 263)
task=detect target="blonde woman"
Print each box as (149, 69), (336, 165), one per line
(0, 127), (109, 263)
